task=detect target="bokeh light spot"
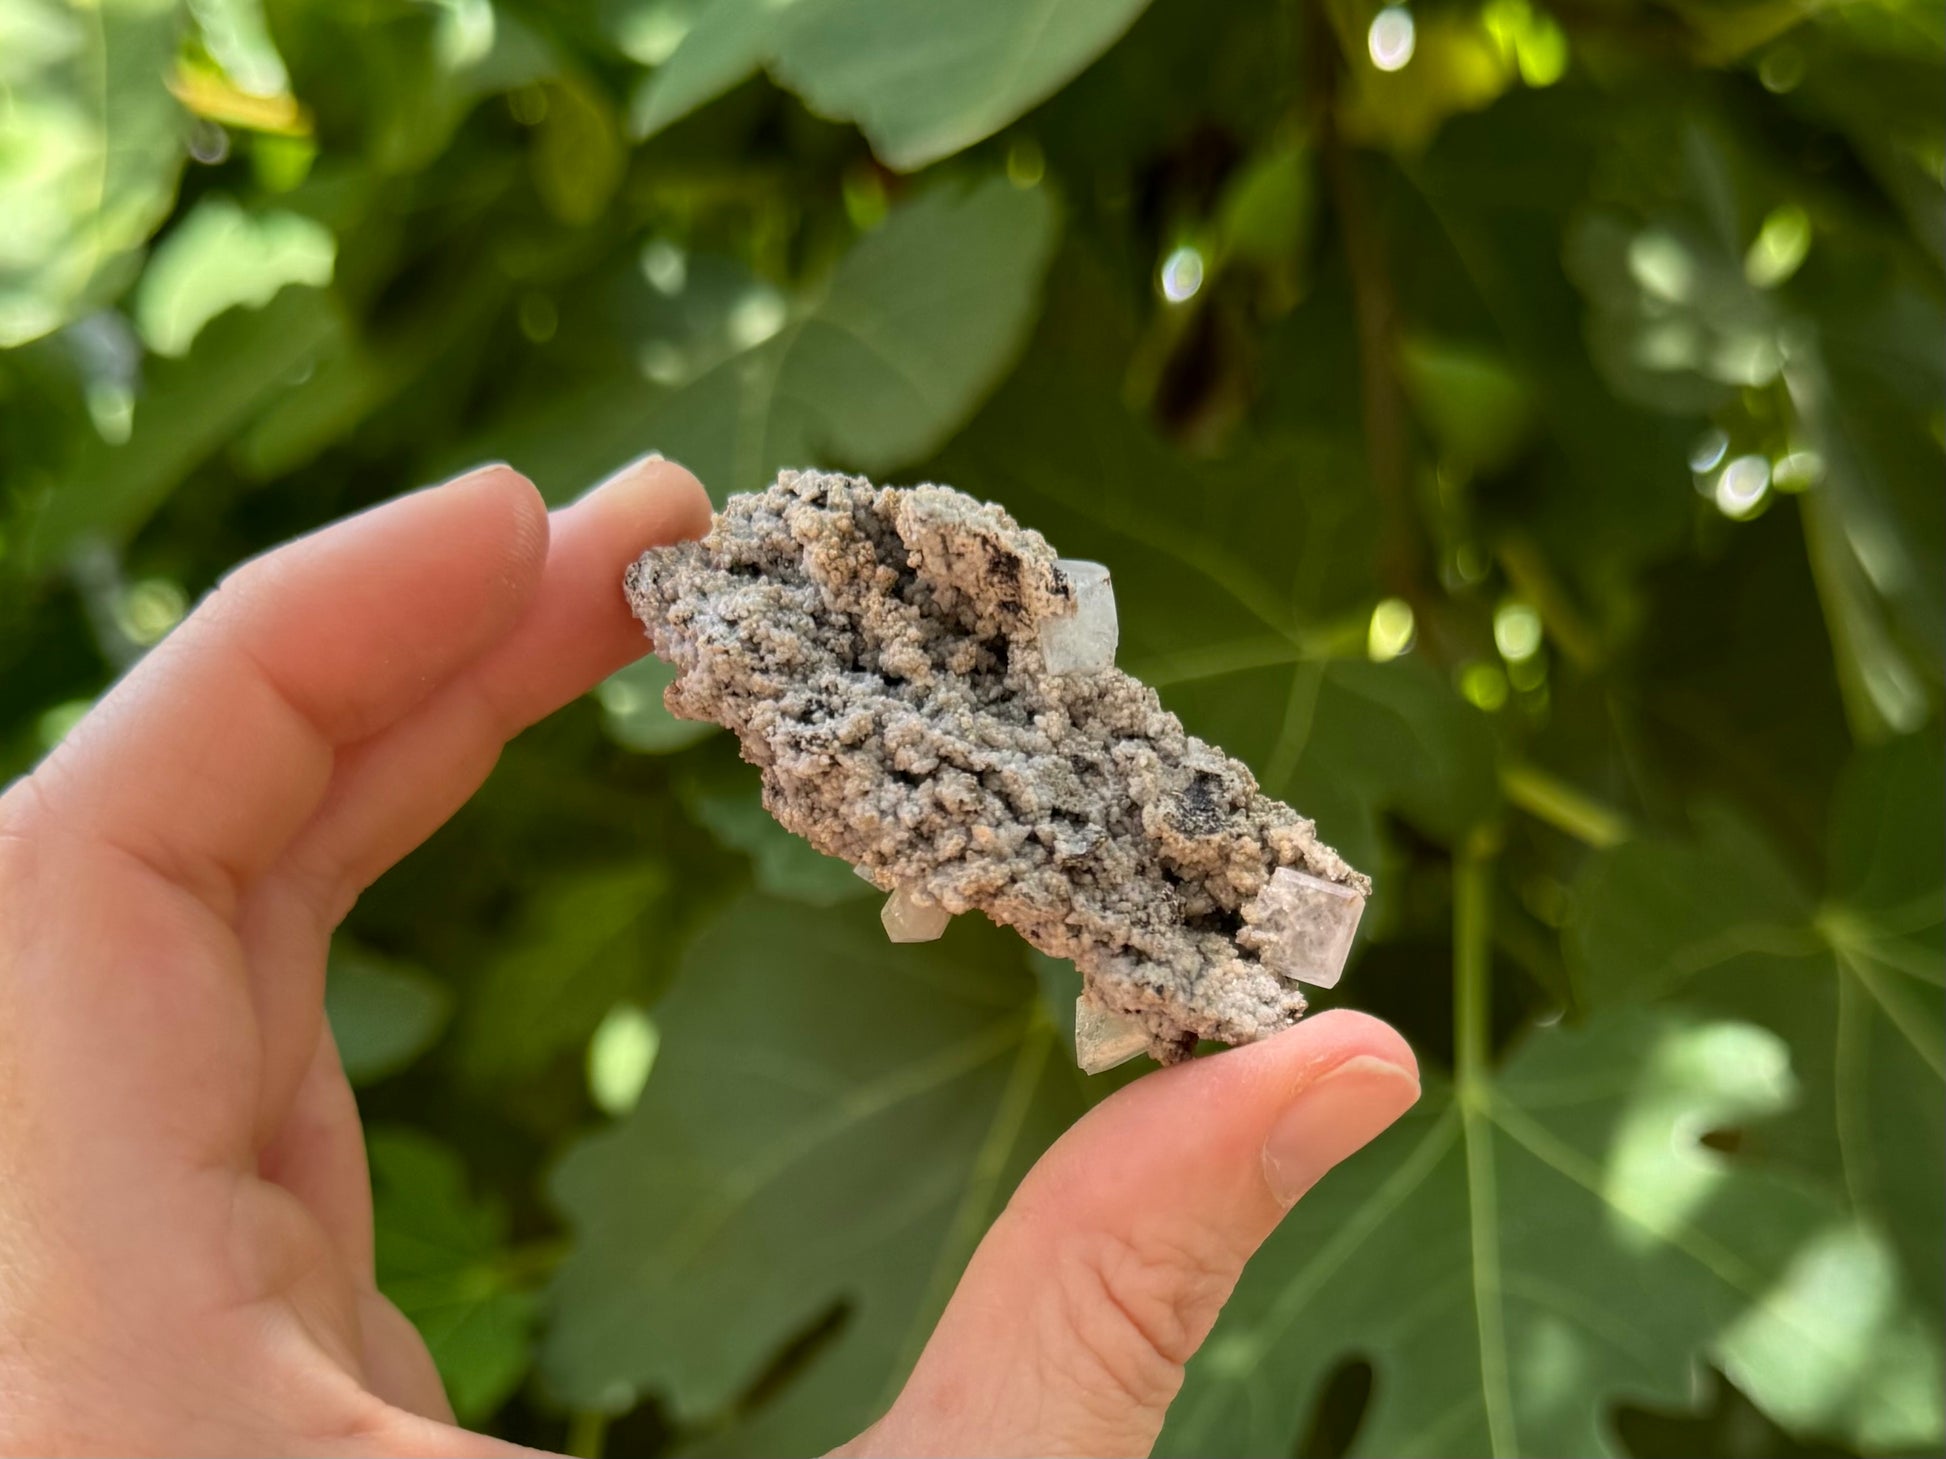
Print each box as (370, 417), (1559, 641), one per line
(1714, 454), (1771, 519)
(1494, 600), (1543, 662)
(1688, 428), (1729, 474)
(115, 578), (188, 646)
(640, 238), (687, 296)
(1461, 662), (1510, 711)
(1368, 7), (1416, 71)
(1771, 450), (1824, 492)
(727, 287), (787, 348)
(1745, 205), (1811, 289)
(1158, 245), (1205, 303)
(587, 1005), (659, 1116)
(1368, 597), (1416, 661)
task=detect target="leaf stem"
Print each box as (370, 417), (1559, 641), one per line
(1308, 0), (1437, 625)
(1499, 763), (1631, 849)
(565, 1410), (609, 1459)
(1454, 831), (1515, 1457)
(1455, 831), (1497, 1098)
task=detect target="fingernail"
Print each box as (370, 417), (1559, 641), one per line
(579, 450), (668, 502)
(1262, 1055), (1420, 1207)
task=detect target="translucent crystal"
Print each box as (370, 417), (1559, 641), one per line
(1075, 993), (1150, 1074)
(1039, 559), (1119, 674)
(853, 863), (879, 884)
(881, 884), (951, 943)
(1254, 867), (1365, 988)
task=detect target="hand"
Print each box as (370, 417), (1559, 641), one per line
(0, 461), (1419, 1458)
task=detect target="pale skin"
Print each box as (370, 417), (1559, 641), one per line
(0, 458), (1420, 1458)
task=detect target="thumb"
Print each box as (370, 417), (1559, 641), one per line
(839, 1009), (1419, 1459)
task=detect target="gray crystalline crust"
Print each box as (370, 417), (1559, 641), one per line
(624, 470), (1370, 1064)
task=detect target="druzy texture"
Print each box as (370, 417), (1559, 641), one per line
(624, 470), (1369, 1065)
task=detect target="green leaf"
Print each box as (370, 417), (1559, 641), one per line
(627, 0), (769, 138)
(1409, 90), (1700, 579)
(1567, 736), (1946, 1396)
(531, 74), (626, 225)
(632, 0), (1157, 170)
(1794, 274), (1946, 738)
(325, 941), (453, 1085)
(1332, 12), (1517, 154)
(1160, 1011), (1943, 1457)
(17, 284), (343, 571)
(458, 862), (667, 1085)
(475, 176), (1057, 503)
(767, 0), (1157, 171)
(648, 176), (1059, 499)
(371, 1128), (540, 1424)
(677, 772), (872, 906)
(598, 654), (720, 754)
(133, 194), (335, 356)
(1397, 335), (1538, 476)
(264, 0), (556, 174)
(936, 326), (1497, 878)
(543, 893), (1085, 1445)
(1567, 807), (1812, 1009)
(0, 0), (186, 347)
(1215, 131), (1315, 270)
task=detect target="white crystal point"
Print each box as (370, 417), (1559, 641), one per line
(1039, 559), (1119, 674)
(1075, 993), (1150, 1074)
(881, 884), (951, 943)
(853, 863), (879, 884)
(1255, 867), (1365, 988)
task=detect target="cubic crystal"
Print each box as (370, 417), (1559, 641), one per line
(881, 884), (951, 943)
(1253, 867), (1365, 988)
(1038, 559), (1118, 674)
(1075, 994), (1150, 1074)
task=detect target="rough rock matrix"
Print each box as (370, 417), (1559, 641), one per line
(624, 470), (1370, 1065)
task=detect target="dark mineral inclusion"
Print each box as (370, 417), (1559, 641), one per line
(624, 470), (1369, 1068)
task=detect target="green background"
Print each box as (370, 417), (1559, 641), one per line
(1, 0), (1941, 1454)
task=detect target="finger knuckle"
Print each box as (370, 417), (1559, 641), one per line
(1045, 1224), (1243, 1414)
(0, 775), (52, 905)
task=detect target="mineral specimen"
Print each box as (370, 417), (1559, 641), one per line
(624, 470), (1369, 1067)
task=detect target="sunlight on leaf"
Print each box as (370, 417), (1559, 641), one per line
(133, 195), (334, 355)
(1566, 737), (1945, 1451)
(0, 0), (186, 346)
(1160, 1010), (1942, 1457)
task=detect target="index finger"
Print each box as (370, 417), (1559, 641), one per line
(24, 464), (552, 921)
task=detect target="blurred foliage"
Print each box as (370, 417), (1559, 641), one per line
(1, 0), (1941, 1454)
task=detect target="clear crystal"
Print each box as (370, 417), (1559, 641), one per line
(1075, 993), (1150, 1074)
(853, 863), (879, 884)
(1039, 559), (1119, 674)
(1254, 867), (1365, 988)
(881, 884), (951, 943)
